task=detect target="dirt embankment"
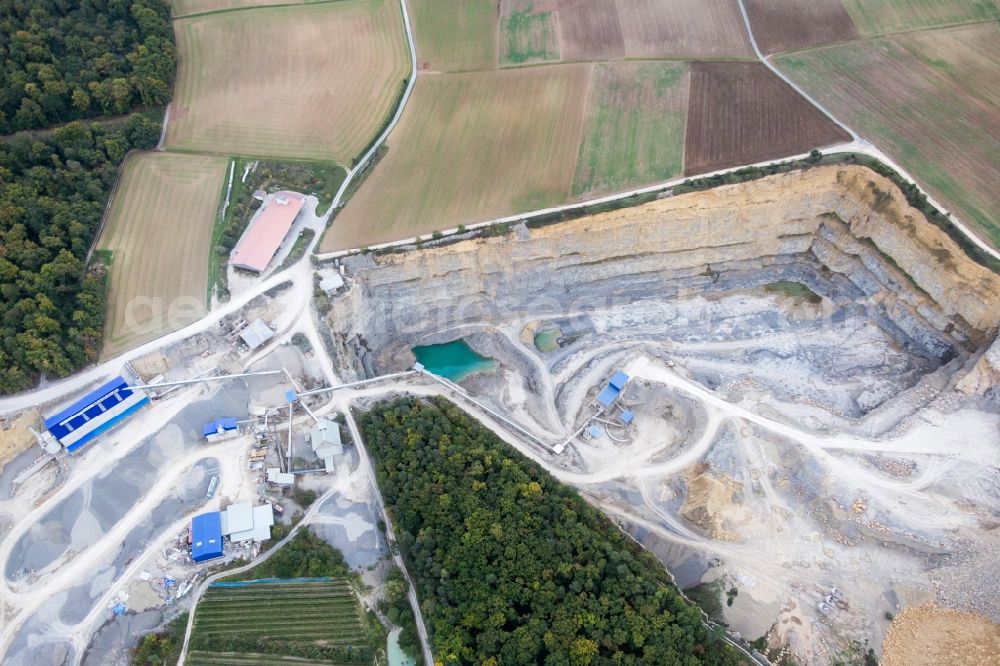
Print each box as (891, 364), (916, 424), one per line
(881, 602), (1000, 666)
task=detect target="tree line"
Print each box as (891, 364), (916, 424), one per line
(360, 397), (745, 666)
(0, 114), (162, 392)
(0, 0), (175, 133)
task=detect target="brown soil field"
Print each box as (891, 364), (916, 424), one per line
(683, 61), (850, 174)
(99, 152), (228, 357)
(881, 602), (1000, 666)
(743, 0), (858, 54)
(323, 64), (592, 251)
(558, 0), (753, 60)
(170, 0), (308, 17)
(166, 0), (409, 163)
(776, 24), (1000, 248)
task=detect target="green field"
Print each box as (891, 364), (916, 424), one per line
(410, 0), (497, 71)
(501, 1), (560, 65)
(841, 0), (1000, 36)
(776, 26), (1000, 248)
(189, 580), (374, 663)
(573, 62), (689, 197)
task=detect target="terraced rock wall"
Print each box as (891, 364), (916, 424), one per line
(324, 165), (1000, 380)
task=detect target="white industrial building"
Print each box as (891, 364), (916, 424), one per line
(310, 419), (343, 473)
(220, 502), (274, 543)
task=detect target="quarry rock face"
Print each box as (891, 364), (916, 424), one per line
(326, 166), (1000, 379)
(957, 337), (1000, 396)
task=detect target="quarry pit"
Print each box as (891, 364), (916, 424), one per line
(323, 165), (1000, 662)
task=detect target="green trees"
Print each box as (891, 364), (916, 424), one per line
(360, 397), (744, 666)
(0, 114), (161, 393)
(0, 1), (175, 133)
(0, 0), (174, 394)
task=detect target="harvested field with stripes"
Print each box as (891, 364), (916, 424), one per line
(841, 0), (1000, 36)
(189, 580), (373, 664)
(776, 23), (1000, 247)
(324, 64), (592, 251)
(573, 61), (689, 197)
(743, 0), (858, 54)
(683, 61), (850, 174)
(98, 152), (228, 357)
(410, 0), (497, 71)
(166, 0), (409, 163)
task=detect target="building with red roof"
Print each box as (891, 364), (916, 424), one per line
(230, 191), (305, 273)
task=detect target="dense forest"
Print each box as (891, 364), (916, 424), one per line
(0, 0), (175, 133)
(0, 0), (174, 393)
(360, 397), (744, 666)
(0, 115), (162, 392)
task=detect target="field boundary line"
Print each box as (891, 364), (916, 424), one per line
(733, 0), (999, 260)
(315, 142), (1000, 264)
(84, 148), (141, 265)
(172, 0), (356, 20)
(768, 17), (1000, 59)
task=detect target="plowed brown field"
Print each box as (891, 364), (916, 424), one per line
(558, 0), (753, 60)
(684, 62), (850, 174)
(743, 0), (857, 54)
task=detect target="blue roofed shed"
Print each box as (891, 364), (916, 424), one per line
(609, 370), (629, 390)
(620, 409), (635, 424)
(596, 385), (620, 408)
(202, 418), (238, 438)
(43, 375), (149, 453)
(191, 512), (223, 562)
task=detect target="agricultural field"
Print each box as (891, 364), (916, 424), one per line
(324, 64), (592, 251)
(683, 61), (850, 174)
(188, 580), (374, 663)
(573, 62), (689, 197)
(776, 24), (1000, 247)
(557, 0), (753, 60)
(841, 0), (1000, 36)
(500, 0), (561, 65)
(170, 0), (311, 17)
(410, 0), (497, 71)
(98, 152), (228, 357)
(743, 0), (858, 54)
(166, 0), (409, 163)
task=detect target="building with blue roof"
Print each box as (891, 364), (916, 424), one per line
(202, 417), (239, 442)
(620, 409), (635, 424)
(609, 370), (629, 390)
(43, 375), (149, 453)
(596, 385), (620, 408)
(191, 512), (224, 562)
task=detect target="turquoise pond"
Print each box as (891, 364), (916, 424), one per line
(412, 340), (497, 382)
(387, 628), (416, 666)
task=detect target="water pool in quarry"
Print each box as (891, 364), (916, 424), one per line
(412, 339), (497, 382)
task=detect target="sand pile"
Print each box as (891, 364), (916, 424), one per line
(882, 602), (1000, 666)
